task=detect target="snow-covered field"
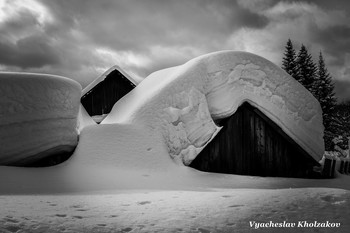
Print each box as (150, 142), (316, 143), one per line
(1, 185), (350, 232)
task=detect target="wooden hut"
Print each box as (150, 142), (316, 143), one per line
(190, 102), (319, 178)
(81, 66), (138, 119)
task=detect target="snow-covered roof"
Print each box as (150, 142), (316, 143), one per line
(102, 51), (325, 164)
(0, 72), (81, 165)
(82, 65), (141, 96)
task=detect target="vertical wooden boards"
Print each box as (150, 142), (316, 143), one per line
(190, 102), (319, 177)
(81, 70), (136, 117)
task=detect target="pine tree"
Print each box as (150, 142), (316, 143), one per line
(316, 52), (337, 129)
(296, 44), (318, 96)
(281, 39), (299, 80)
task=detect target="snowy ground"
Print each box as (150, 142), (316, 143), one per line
(1, 188), (349, 233)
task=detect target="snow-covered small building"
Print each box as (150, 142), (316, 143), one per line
(81, 66), (139, 121)
(0, 72), (81, 166)
(102, 51), (325, 178)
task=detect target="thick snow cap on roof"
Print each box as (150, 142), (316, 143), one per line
(82, 65), (141, 96)
(0, 72), (81, 165)
(103, 51), (325, 164)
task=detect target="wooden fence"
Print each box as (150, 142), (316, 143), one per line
(322, 158), (350, 178)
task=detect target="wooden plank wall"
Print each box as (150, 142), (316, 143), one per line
(190, 102), (319, 177)
(81, 70), (135, 116)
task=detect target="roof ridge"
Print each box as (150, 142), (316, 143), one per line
(82, 65), (139, 96)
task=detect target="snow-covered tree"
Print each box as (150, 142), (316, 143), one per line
(326, 102), (350, 151)
(281, 39), (299, 80)
(296, 45), (318, 96)
(280, 41), (343, 151)
(316, 52), (337, 129)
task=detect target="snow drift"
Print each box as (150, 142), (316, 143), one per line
(103, 51), (324, 164)
(77, 104), (96, 132)
(0, 72), (81, 165)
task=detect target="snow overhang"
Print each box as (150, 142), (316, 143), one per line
(102, 51), (325, 164)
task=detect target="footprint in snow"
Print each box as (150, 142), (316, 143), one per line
(320, 194), (345, 204)
(138, 201), (151, 205)
(76, 208), (89, 212)
(121, 227), (133, 232)
(4, 225), (21, 233)
(4, 216), (19, 224)
(197, 227), (211, 233)
(228, 205), (244, 208)
(226, 222), (236, 226)
(285, 205), (298, 211)
(55, 214), (67, 218)
(320, 195), (333, 202)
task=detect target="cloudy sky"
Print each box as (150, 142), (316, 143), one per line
(1, 0), (350, 100)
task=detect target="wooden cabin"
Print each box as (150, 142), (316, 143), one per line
(190, 102), (319, 178)
(81, 66), (137, 118)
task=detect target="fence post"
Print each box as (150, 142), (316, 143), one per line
(345, 161), (349, 175)
(323, 158), (332, 178)
(339, 160), (345, 174)
(331, 159), (336, 178)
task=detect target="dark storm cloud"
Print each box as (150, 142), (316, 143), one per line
(21, 0), (272, 82)
(225, 7), (269, 29)
(2, 8), (38, 33)
(40, 0), (270, 53)
(0, 35), (60, 68)
(311, 25), (350, 66)
(0, 6), (60, 69)
(303, 0), (350, 11)
(1, 0), (350, 100)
